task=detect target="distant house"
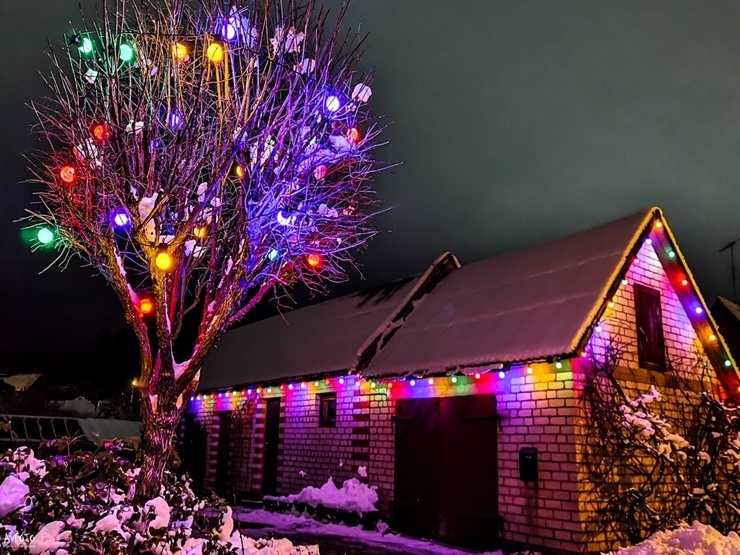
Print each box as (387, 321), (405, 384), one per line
(183, 208), (736, 553)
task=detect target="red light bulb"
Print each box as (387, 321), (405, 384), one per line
(91, 123), (110, 142)
(307, 253), (322, 268)
(140, 298), (154, 315)
(59, 165), (77, 185)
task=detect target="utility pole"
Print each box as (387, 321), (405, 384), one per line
(719, 239), (740, 303)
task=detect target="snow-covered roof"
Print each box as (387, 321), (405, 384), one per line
(365, 210), (656, 376)
(0, 374), (42, 392)
(199, 255), (457, 390)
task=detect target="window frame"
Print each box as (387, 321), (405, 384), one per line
(318, 392), (337, 427)
(634, 283), (666, 371)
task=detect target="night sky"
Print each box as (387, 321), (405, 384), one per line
(2, 2), (740, 385)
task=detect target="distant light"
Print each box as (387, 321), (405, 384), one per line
(190, 396), (194, 401)
(218, 392), (223, 398)
(370, 382), (376, 389)
(235, 165), (245, 179)
(225, 391), (231, 397)
(633, 258), (639, 265)
(498, 371), (505, 379)
(59, 165), (77, 185)
(37, 227), (54, 245)
(119, 43), (135, 62)
(196, 394), (202, 400)
(247, 389), (253, 394)
(695, 306), (703, 315)
(267, 387), (272, 393)
(580, 350), (587, 358)
(325, 379), (330, 385)
(206, 42), (224, 63)
(451, 376), (457, 383)
(218, 15), (240, 42)
(155, 251), (173, 271)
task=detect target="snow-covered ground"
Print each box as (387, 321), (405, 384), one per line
(608, 521), (740, 555)
(264, 477), (378, 514)
(234, 508), (519, 555)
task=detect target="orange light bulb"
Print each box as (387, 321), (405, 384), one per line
(307, 253), (322, 268)
(140, 298), (154, 315)
(91, 124), (110, 142)
(193, 226), (207, 239)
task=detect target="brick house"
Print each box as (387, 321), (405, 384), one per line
(182, 207), (737, 553)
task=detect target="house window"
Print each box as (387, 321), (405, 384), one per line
(319, 393), (337, 427)
(634, 284), (665, 370)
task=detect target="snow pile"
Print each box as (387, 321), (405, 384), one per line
(0, 445), (319, 555)
(266, 477), (378, 514)
(609, 522), (740, 555)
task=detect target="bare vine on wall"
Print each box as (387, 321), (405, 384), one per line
(581, 340), (740, 548)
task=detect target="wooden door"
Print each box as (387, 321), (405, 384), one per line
(215, 411), (232, 497)
(263, 398), (281, 495)
(394, 394), (499, 549)
(394, 397), (441, 539)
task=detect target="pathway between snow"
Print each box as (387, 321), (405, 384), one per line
(234, 508), (503, 555)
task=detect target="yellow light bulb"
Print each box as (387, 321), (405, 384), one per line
(155, 251), (173, 271)
(206, 43), (224, 63)
(194, 226), (207, 239)
(172, 43), (188, 60)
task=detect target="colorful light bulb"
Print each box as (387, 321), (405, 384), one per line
(267, 248), (279, 261)
(139, 297), (154, 315)
(172, 43), (188, 60)
(325, 94), (343, 114)
(91, 123), (110, 142)
(59, 165), (77, 185)
(347, 127), (361, 144)
(428, 378), (434, 385)
(307, 253), (322, 268)
(167, 110), (183, 129)
(78, 37), (94, 55)
(667, 249), (676, 259)
(474, 373), (481, 380)
(112, 209), (130, 228)
(695, 306), (703, 314)
(155, 251), (173, 271)
(498, 371), (505, 379)
(206, 42), (224, 63)
(725, 359), (732, 367)
(526, 367), (533, 375)
(193, 226), (207, 239)
(409, 380), (416, 387)
(709, 334), (717, 341)
(555, 361), (563, 369)
(119, 43), (135, 62)
(37, 227), (54, 245)
(451, 376), (457, 383)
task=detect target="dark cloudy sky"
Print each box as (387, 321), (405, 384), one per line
(1, 2), (740, 379)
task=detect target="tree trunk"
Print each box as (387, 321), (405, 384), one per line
(136, 412), (179, 501)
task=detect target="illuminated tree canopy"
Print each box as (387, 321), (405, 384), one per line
(27, 0), (384, 497)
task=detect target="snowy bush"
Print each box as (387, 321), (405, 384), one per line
(266, 477), (379, 514)
(0, 440), (318, 554)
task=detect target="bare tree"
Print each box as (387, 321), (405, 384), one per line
(26, 0), (384, 499)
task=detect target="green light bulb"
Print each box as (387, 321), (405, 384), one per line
(37, 227), (54, 245)
(78, 37), (94, 55)
(119, 43), (135, 62)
